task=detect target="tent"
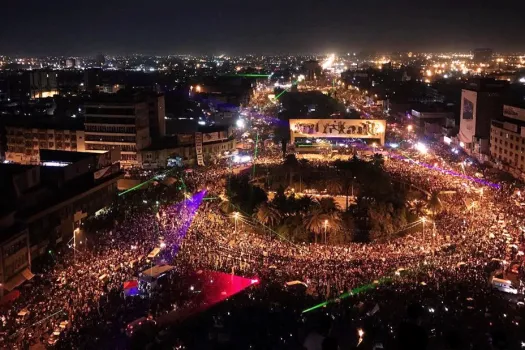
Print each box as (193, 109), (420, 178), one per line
(147, 248), (161, 259)
(123, 280), (139, 296)
(141, 265), (175, 279)
(3, 268), (34, 291)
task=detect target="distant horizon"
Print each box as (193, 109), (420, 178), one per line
(2, 49), (525, 58)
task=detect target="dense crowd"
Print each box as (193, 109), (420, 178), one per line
(1, 139), (525, 349)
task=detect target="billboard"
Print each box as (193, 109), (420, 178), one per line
(503, 105), (525, 122)
(290, 119), (386, 144)
(459, 90), (477, 145)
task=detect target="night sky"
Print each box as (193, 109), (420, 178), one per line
(2, 0), (524, 55)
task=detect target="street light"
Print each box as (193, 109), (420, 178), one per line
(324, 219), (328, 244)
(73, 227), (80, 261)
(233, 212), (240, 232)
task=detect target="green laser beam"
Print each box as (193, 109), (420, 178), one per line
(118, 168), (178, 197)
(274, 89), (287, 99)
(302, 277), (392, 314)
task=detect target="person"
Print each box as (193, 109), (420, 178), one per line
(396, 303), (428, 350)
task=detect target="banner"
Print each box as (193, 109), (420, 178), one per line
(290, 119), (386, 140)
(195, 132), (204, 166)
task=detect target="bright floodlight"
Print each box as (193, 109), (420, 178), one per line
(236, 119), (245, 129)
(415, 142), (428, 154)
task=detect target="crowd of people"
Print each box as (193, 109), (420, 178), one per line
(1, 137), (525, 349)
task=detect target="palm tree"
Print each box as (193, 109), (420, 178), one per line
(317, 197), (340, 213)
(305, 209), (325, 244)
(254, 203), (282, 227)
(305, 209), (342, 244)
(277, 215), (308, 242)
(296, 195), (316, 214)
(427, 191), (442, 218)
(219, 198), (235, 214)
(325, 178), (343, 195)
(409, 200), (426, 218)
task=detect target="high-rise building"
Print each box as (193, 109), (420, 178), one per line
(458, 78), (508, 160)
(84, 95), (151, 167)
(303, 60), (321, 81)
(29, 70), (59, 99)
(145, 92), (166, 139)
(472, 48), (493, 63)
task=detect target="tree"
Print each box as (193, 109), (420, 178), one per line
(296, 195), (316, 214)
(305, 209), (342, 244)
(283, 154), (300, 186)
(254, 203), (282, 227)
(325, 178), (343, 195)
(372, 153), (385, 167)
(277, 215), (308, 242)
(409, 200), (426, 219)
(305, 209), (326, 244)
(427, 191), (442, 218)
(219, 198), (235, 214)
(317, 197), (340, 213)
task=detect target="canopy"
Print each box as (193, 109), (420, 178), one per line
(123, 280), (139, 290)
(3, 268), (34, 291)
(141, 264), (175, 279)
(285, 280), (308, 287)
(147, 248), (161, 259)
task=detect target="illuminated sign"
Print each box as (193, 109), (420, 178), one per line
(503, 105), (525, 122)
(290, 119), (386, 140)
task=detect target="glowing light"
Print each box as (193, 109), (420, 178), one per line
(236, 119), (245, 129)
(415, 142), (428, 154)
(407, 125), (413, 132)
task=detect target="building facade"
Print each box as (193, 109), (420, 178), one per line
(139, 127), (236, 168)
(5, 125), (85, 164)
(490, 104), (525, 180)
(458, 78), (508, 160)
(84, 99), (151, 167)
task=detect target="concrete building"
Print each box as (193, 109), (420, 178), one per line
(490, 104), (525, 180)
(139, 125), (236, 168)
(0, 150), (122, 292)
(29, 70), (59, 99)
(145, 93), (166, 139)
(0, 212), (31, 297)
(4, 118), (86, 164)
(458, 78), (508, 161)
(84, 95), (151, 167)
(303, 60), (322, 81)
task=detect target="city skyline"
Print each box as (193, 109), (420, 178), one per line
(2, 0), (525, 55)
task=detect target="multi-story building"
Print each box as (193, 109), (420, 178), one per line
(0, 150), (122, 294)
(490, 104), (525, 180)
(84, 95), (151, 167)
(458, 78), (508, 161)
(4, 118), (85, 164)
(0, 212), (31, 297)
(139, 125), (236, 168)
(145, 93), (166, 139)
(29, 70), (59, 99)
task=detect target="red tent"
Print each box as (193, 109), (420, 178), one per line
(123, 280), (138, 290)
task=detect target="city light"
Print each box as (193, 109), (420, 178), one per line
(236, 119), (245, 129)
(415, 142), (428, 154)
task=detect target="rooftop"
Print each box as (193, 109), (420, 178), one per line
(39, 149), (97, 163)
